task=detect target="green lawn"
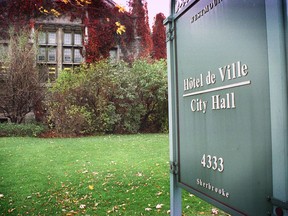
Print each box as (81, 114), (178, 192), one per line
(0, 134), (227, 215)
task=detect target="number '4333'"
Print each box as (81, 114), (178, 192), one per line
(201, 154), (224, 172)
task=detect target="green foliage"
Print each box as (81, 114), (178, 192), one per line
(0, 123), (46, 137)
(131, 59), (168, 132)
(46, 59), (168, 135)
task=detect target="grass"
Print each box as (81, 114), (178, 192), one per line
(0, 134), (227, 215)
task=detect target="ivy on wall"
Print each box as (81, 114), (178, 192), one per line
(0, 0), (167, 62)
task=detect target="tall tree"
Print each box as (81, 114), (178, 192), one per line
(151, 13), (166, 60)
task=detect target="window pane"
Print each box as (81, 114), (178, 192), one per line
(38, 32), (46, 44)
(38, 48), (46, 61)
(48, 32), (56, 44)
(64, 49), (72, 62)
(74, 34), (82, 45)
(64, 33), (72, 45)
(48, 48), (56, 62)
(74, 49), (82, 63)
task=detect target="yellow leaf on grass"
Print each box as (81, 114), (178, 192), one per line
(88, 185), (94, 190)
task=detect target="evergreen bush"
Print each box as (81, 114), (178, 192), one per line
(0, 123), (46, 137)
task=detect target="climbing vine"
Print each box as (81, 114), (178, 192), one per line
(0, 0), (131, 62)
(0, 0), (164, 62)
(129, 0), (152, 59)
(151, 13), (167, 60)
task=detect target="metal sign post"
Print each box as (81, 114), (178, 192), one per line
(267, 1), (288, 215)
(165, 0), (288, 215)
(165, 0), (182, 214)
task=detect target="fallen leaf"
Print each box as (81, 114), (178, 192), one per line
(145, 208), (152, 211)
(8, 208), (15, 213)
(79, 204), (86, 209)
(110, 161), (116, 165)
(88, 185), (94, 190)
(212, 208), (219, 214)
(156, 204), (164, 209)
(156, 191), (162, 196)
(66, 211), (78, 216)
(136, 172), (143, 177)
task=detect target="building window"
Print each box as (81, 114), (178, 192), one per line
(74, 49), (82, 63)
(48, 32), (56, 44)
(74, 33), (82, 45)
(48, 48), (56, 62)
(64, 48), (72, 63)
(64, 33), (72, 45)
(38, 48), (46, 61)
(38, 32), (46, 44)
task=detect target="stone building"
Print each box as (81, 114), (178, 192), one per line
(35, 16), (85, 81)
(0, 0), (123, 82)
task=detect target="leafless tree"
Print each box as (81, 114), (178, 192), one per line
(0, 28), (45, 123)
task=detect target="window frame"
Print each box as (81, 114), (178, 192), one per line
(74, 49), (82, 63)
(48, 32), (57, 44)
(38, 32), (46, 44)
(38, 47), (46, 62)
(74, 33), (82, 45)
(64, 48), (72, 63)
(64, 32), (72, 45)
(48, 48), (56, 62)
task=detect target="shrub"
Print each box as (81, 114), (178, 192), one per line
(0, 123), (46, 137)
(130, 59), (168, 132)
(46, 93), (94, 135)
(45, 59), (168, 135)
(45, 88), (94, 136)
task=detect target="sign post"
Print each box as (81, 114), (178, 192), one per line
(165, 0), (182, 215)
(165, 0), (288, 215)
